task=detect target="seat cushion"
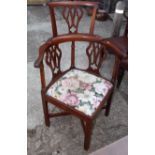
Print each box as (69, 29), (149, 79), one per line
(47, 69), (113, 116)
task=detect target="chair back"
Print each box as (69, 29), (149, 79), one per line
(48, 1), (98, 36)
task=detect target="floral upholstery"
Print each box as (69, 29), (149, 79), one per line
(47, 69), (113, 116)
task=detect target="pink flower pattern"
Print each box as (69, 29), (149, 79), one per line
(47, 69), (113, 116)
(61, 93), (80, 106)
(62, 77), (80, 90)
(80, 82), (92, 90)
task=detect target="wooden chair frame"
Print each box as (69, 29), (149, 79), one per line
(34, 33), (126, 150)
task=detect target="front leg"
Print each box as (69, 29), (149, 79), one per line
(84, 120), (93, 150)
(41, 91), (50, 127)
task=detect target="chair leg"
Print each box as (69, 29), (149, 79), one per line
(105, 92), (113, 117)
(84, 120), (92, 150)
(117, 66), (125, 88)
(41, 92), (50, 127)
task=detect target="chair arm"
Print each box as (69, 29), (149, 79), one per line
(34, 38), (53, 68)
(34, 34), (104, 68)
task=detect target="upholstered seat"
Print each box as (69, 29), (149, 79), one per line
(47, 69), (113, 116)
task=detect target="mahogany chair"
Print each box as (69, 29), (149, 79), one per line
(34, 33), (126, 150)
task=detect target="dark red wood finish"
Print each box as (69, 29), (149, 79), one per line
(34, 33), (125, 150)
(34, 1), (127, 150)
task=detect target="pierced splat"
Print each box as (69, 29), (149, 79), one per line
(86, 42), (106, 72)
(62, 6), (84, 33)
(45, 45), (62, 76)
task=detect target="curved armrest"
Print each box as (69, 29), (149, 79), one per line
(34, 34), (103, 68)
(34, 34), (128, 68)
(34, 38), (53, 68)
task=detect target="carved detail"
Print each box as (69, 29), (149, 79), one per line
(62, 6), (84, 33)
(45, 45), (62, 75)
(86, 42), (106, 71)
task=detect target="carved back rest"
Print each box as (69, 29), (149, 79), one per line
(39, 34), (121, 90)
(48, 1), (98, 36)
(45, 44), (62, 76)
(86, 41), (106, 73)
